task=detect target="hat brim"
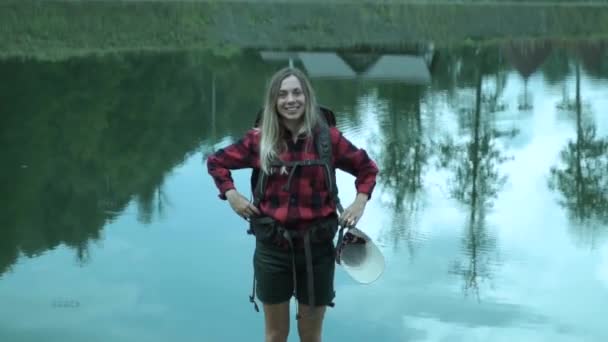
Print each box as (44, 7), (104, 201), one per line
(338, 227), (385, 284)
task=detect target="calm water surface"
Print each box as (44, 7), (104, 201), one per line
(1, 40), (608, 342)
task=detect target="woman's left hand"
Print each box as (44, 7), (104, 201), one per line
(340, 193), (369, 227)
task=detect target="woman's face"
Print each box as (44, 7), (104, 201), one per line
(276, 75), (306, 125)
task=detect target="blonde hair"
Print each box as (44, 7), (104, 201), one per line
(259, 67), (320, 174)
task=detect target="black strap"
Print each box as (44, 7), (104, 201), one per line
(253, 168), (267, 208)
(282, 229), (305, 320)
(303, 232), (315, 316)
(284, 229), (316, 321)
(335, 230), (348, 265)
(335, 205), (349, 265)
(316, 120), (342, 212)
(249, 270), (260, 312)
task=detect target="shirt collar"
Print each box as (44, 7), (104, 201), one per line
(281, 126), (308, 140)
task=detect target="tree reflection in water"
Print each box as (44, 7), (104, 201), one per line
(549, 51), (608, 249)
(373, 82), (430, 257)
(438, 46), (512, 299)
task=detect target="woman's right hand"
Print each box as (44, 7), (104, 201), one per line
(225, 189), (260, 220)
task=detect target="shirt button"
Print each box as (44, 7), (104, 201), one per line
(289, 196), (297, 205)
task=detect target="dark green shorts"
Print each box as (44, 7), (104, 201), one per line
(253, 240), (336, 306)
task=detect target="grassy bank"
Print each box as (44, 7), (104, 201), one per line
(2, 1), (608, 60)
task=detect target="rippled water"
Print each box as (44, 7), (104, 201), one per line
(1, 30), (608, 342)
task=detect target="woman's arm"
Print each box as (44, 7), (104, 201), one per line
(330, 127), (379, 199)
(206, 129), (258, 200)
(330, 127), (379, 227)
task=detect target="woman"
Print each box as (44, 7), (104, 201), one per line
(206, 67), (378, 342)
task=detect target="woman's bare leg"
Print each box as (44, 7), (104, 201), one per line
(263, 301), (290, 342)
(296, 304), (327, 342)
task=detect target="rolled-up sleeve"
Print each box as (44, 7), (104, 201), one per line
(206, 129), (258, 200)
(330, 127), (379, 199)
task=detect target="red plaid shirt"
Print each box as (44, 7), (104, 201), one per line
(206, 126), (378, 230)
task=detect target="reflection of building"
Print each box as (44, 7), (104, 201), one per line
(259, 49), (434, 85)
(502, 41), (552, 80)
(502, 41), (552, 110)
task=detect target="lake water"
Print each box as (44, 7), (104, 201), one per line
(1, 20), (608, 342)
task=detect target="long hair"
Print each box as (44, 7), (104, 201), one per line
(259, 67), (320, 174)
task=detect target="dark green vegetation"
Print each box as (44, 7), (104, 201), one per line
(3, 1), (608, 60)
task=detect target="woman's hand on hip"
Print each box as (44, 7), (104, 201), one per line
(225, 189), (260, 220)
(340, 193), (369, 227)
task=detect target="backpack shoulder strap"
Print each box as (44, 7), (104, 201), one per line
(315, 117), (343, 213)
(252, 169), (266, 208)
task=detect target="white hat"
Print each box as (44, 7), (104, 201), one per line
(337, 227), (385, 284)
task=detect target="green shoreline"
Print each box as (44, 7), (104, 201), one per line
(2, 1), (608, 60)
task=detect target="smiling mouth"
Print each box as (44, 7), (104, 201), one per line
(284, 107), (301, 113)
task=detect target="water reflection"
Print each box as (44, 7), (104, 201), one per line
(549, 60), (608, 248)
(0, 52), (209, 276)
(502, 40), (552, 110)
(2, 39), (608, 329)
(375, 84), (429, 253)
(436, 47), (512, 298)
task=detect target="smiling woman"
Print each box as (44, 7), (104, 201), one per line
(206, 67), (379, 342)
(277, 76), (306, 122)
(258, 69), (321, 177)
